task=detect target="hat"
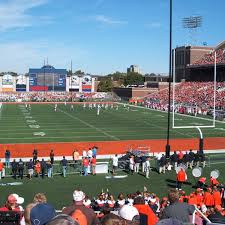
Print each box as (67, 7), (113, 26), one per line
(118, 205), (139, 221)
(30, 203), (56, 225)
(156, 218), (184, 225)
(73, 190), (85, 202)
(12, 194), (24, 204)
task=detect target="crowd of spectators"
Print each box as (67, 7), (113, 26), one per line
(0, 185), (225, 225)
(144, 82), (225, 115)
(191, 49), (225, 66)
(0, 92), (114, 102)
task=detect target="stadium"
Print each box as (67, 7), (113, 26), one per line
(0, 3), (225, 224)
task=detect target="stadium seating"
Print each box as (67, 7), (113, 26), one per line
(144, 82), (225, 115)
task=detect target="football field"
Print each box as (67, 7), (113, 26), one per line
(0, 103), (225, 144)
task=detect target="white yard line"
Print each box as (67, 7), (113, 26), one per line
(117, 103), (225, 125)
(57, 107), (120, 141)
(143, 121), (194, 138)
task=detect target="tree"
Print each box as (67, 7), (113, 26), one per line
(74, 70), (85, 75)
(97, 78), (114, 92)
(124, 72), (144, 86)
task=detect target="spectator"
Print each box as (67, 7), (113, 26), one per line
(61, 156), (68, 177)
(170, 151), (178, 171)
(18, 158), (24, 179)
(41, 158), (47, 179)
(24, 203), (38, 225)
(35, 160), (41, 177)
(33, 149), (38, 164)
(114, 205), (140, 224)
(5, 149), (11, 168)
(47, 160), (53, 178)
(62, 190), (100, 225)
(0, 193), (23, 214)
(133, 196), (158, 225)
(0, 159), (4, 179)
(82, 157), (89, 176)
(27, 159), (34, 180)
(176, 168), (187, 190)
(160, 189), (195, 223)
(91, 156), (97, 175)
(208, 205), (225, 224)
(49, 149), (54, 165)
(30, 203), (56, 225)
(47, 214), (79, 225)
(112, 154), (118, 175)
(134, 155), (141, 173)
(33, 193), (47, 203)
(11, 159), (18, 179)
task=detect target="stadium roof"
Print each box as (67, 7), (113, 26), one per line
(215, 40), (225, 51)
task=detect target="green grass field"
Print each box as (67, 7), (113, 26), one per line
(0, 157), (225, 209)
(0, 103), (225, 144)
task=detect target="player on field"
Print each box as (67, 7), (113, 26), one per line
(64, 101), (67, 106)
(83, 103), (86, 109)
(111, 104), (114, 109)
(89, 103), (93, 109)
(28, 104), (31, 110)
(70, 104), (74, 111)
(54, 104), (57, 112)
(105, 104), (108, 110)
(93, 103), (96, 108)
(97, 104), (101, 115)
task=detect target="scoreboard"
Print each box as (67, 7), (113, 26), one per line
(29, 66), (67, 91)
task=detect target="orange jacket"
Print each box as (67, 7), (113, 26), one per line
(0, 162), (4, 171)
(213, 191), (222, 206)
(35, 162), (41, 173)
(210, 177), (219, 186)
(196, 193), (204, 206)
(134, 204), (158, 225)
(177, 170), (187, 182)
(188, 194), (198, 205)
(204, 192), (214, 206)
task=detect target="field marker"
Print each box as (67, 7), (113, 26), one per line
(26, 120), (36, 123)
(33, 132), (46, 136)
(25, 116), (33, 119)
(214, 128), (225, 131)
(56, 107), (120, 141)
(29, 125), (40, 129)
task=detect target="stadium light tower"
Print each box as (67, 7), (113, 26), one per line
(165, 0), (173, 158)
(182, 16), (202, 45)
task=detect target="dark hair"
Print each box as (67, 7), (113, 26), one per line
(168, 189), (179, 204)
(47, 214), (79, 225)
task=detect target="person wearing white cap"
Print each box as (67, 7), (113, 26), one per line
(62, 190), (100, 225)
(114, 205), (140, 223)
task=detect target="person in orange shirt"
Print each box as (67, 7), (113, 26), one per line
(82, 157), (89, 176)
(0, 159), (4, 179)
(176, 168), (187, 190)
(35, 160), (41, 177)
(195, 188), (204, 206)
(204, 188), (214, 207)
(210, 176), (219, 187)
(197, 177), (206, 189)
(133, 196), (158, 225)
(213, 187), (222, 206)
(91, 156), (96, 176)
(188, 193), (198, 206)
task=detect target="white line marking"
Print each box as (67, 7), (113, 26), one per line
(57, 107), (120, 140)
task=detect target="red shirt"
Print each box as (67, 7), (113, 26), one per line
(83, 159), (89, 167)
(177, 170), (187, 182)
(0, 162), (4, 171)
(91, 158), (96, 165)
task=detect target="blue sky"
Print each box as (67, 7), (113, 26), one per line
(0, 0), (224, 75)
